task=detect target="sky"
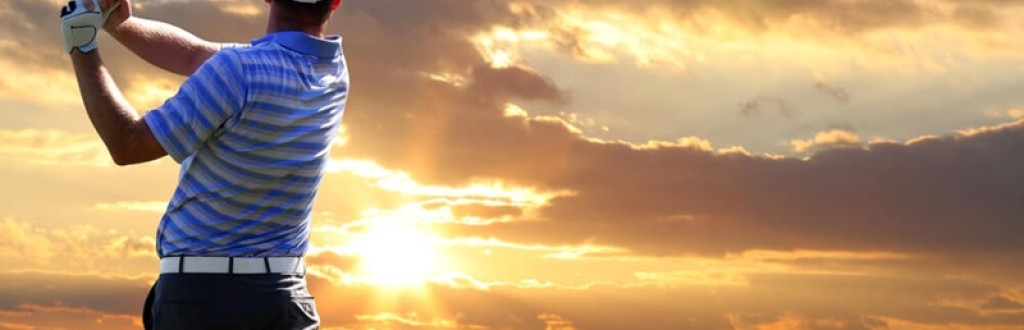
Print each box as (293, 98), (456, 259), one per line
(2, 0), (1024, 329)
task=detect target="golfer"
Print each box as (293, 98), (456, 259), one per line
(60, 0), (347, 328)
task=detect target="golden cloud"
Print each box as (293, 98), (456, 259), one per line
(94, 201), (167, 213)
(790, 129), (862, 153)
(957, 119), (1024, 138)
(325, 158), (575, 214)
(0, 129), (109, 167)
(0, 45), (81, 107)
(472, 3), (695, 70)
(120, 74), (182, 111)
(0, 218), (155, 273)
(537, 313), (579, 330)
(353, 312), (459, 329)
(461, 1), (1024, 80)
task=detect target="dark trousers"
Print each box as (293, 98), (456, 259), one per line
(143, 273), (319, 330)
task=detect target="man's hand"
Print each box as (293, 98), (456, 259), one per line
(60, 0), (121, 53)
(99, 0), (131, 32)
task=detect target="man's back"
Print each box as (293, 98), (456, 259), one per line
(145, 31), (348, 257)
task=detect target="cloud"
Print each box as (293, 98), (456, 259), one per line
(951, 3), (1001, 29)
(447, 201), (523, 221)
(416, 114), (1024, 266)
(0, 0), (270, 114)
(789, 129), (861, 153)
(560, 0), (1002, 34)
(324, 159), (573, 215)
(814, 79), (852, 104)
(0, 0), (72, 69)
(0, 58), (81, 107)
(0, 129), (109, 167)
(956, 119), (1024, 137)
(0, 271), (151, 326)
(0, 218), (155, 271)
(729, 313), (888, 330)
(468, 64), (568, 103)
(470, 4), (695, 70)
(317, 4), (1023, 269)
(740, 95), (797, 118)
(94, 201), (167, 213)
(537, 313), (578, 330)
(304, 265), (1024, 329)
(0, 253), (1018, 329)
(353, 312), (459, 329)
(0, 304), (140, 330)
(981, 296), (1024, 311)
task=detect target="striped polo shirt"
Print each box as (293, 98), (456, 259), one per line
(144, 31), (348, 257)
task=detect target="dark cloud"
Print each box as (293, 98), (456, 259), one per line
(815, 80), (852, 104)
(731, 314), (888, 330)
(334, 0), (509, 74)
(422, 117), (1024, 263)
(740, 95), (798, 118)
(982, 295), (1024, 311)
(468, 64), (568, 103)
(0, 271), (150, 316)
(952, 4), (1001, 29)
(2, 0), (81, 69)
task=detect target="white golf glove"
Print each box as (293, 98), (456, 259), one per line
(59, 0), (120, 54)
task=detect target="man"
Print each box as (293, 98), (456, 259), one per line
(59, 0), (347, 328)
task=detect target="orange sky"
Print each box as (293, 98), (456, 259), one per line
(2, 0), (1024, 329)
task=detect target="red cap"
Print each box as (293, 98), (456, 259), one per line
(291, 0), (342, 10)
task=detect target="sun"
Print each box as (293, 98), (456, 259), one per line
(347, 221), (444, 287)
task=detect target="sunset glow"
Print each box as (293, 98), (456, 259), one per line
(347, 221), (445, 287)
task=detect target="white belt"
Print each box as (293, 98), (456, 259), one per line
(160, 256), (305, 275)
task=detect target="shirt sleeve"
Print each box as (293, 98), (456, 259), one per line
(144, 50), (247, 163)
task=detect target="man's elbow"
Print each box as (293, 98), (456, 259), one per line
(108, 122), (167, 166)
(108, 145), (162, 166)
(109, 150), (142, 166)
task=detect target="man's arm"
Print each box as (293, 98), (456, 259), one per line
(101, 0), (219, 76)
(71, 50), (167, 165)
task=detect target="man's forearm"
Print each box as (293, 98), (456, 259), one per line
(71, 50), (166, 165)
(108, 17), (219, 76)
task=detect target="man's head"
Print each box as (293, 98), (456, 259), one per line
(269, 0), (341, 28)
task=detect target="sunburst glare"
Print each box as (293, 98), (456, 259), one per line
(346, 219), (446, 287)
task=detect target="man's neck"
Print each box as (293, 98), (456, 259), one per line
(266, 21), (325, 38)
(265, 4), (327, 38)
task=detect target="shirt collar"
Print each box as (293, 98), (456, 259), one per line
(253, 31), (342, 58)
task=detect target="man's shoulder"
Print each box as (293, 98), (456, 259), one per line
(215, 41), (289, 62)
(187, 46), (249, 82)
(208, 43), (268, 65)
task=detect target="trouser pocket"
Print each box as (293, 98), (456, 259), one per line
(282, 297), (320, 330)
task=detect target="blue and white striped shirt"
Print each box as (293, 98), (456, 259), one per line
(144, 31), (348, 257)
